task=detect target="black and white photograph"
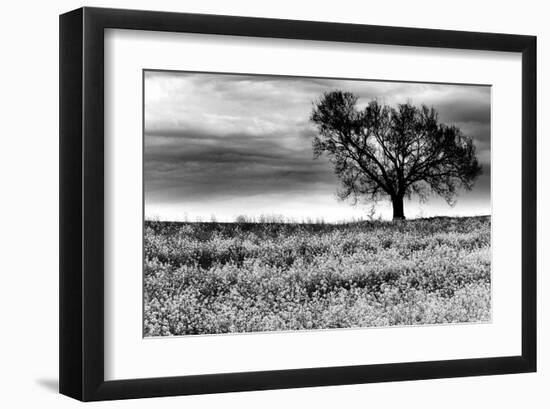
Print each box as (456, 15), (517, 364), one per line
(143, 70), (491, 337)
(0, 0), (543, 405)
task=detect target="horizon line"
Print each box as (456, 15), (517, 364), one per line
(144, 213), (491, 225)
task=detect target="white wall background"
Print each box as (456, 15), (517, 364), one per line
(0, 0), (546, 407)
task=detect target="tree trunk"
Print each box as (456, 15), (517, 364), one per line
(392, 195), (405, 220)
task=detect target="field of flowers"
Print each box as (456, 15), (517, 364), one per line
(144, 216), (491, 336)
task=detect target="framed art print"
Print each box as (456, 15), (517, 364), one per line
(59, 7), (536, 401)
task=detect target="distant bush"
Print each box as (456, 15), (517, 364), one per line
(144, 216), (491, 336)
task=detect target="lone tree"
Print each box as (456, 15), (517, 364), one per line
(310, 91), (482, 220)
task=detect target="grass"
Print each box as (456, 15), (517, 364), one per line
(144, 216), (491, 336)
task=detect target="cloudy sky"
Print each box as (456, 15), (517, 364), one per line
(144, 70), (491, 222)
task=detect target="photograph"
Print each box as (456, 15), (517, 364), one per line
(143, 70), (491, 337)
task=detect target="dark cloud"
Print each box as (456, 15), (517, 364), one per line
(145, 127), (336, 203)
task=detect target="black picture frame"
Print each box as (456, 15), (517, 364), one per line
(59, 7), (537, 401)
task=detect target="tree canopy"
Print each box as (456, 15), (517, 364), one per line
(310, 90), (482, 219)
